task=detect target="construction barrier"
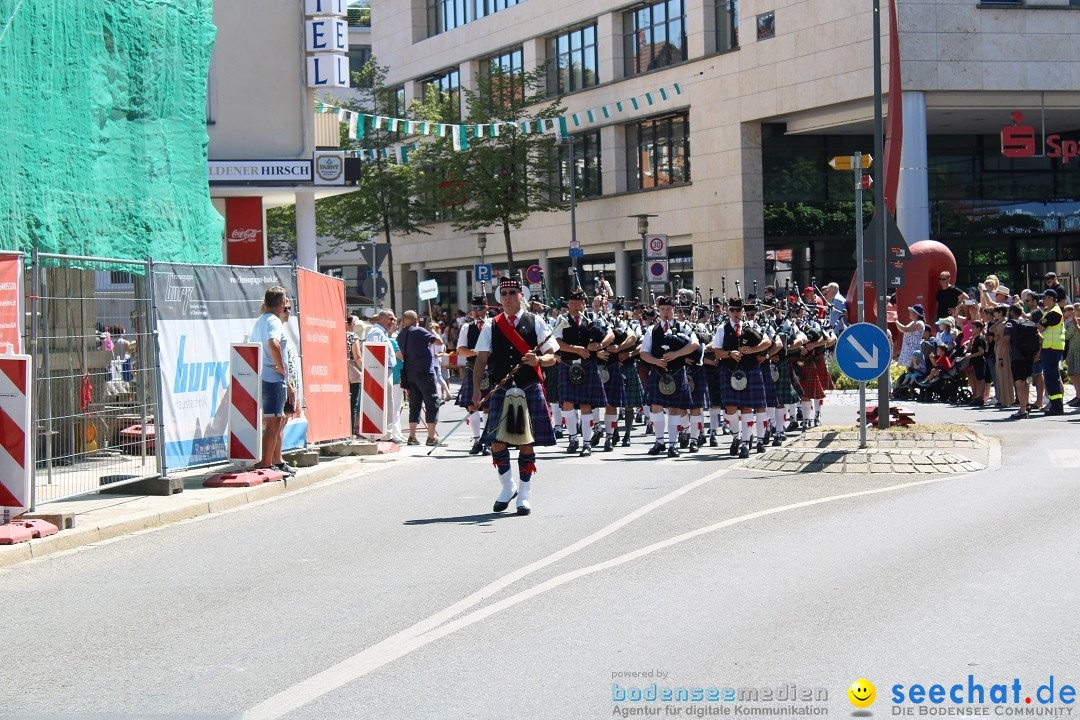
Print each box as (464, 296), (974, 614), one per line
(0, 354), (32, 517)
(359, 342), (390, 440)
(228, 343), (262, 465)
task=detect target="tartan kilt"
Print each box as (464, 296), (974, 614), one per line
(798, 353), (830, 400)
(760, 361), (779, 408)
(687, 365), (711, 408)
(481, 381), (557, 447)
(602, 362), (627, 407)
(558, 360), (608, 407)
(720, 365), (768, 409)
(775, 359), (802, 405)
(704, 363), (725, 407)
(623, 361), (645, 408)
(645, 367), (694, 410)
(543, 364), (560, 404)
(455, 368), (490, 409)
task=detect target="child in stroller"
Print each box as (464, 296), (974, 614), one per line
(892, 350), (927, 400)
(917, 341), (971, 404)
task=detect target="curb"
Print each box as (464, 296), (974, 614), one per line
(0, 456), (367, 570)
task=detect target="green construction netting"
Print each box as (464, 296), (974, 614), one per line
(0, 0), (223, 263)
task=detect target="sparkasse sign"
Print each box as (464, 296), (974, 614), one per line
(1001, 111), (1079, 165)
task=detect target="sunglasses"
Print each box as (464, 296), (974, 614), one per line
(284, 306), (293, 312)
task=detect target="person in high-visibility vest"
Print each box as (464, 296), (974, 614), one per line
(1038, 289), (1066, 416)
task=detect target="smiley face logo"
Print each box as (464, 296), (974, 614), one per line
(848, 679), (876, 708)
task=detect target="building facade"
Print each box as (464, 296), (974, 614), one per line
(369, 0), (1080, 310)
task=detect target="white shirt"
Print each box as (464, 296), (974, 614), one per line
(475, 313), (556, 355)
(456, 317), (490, 352)
(640, 320), (680, 355)
(366, 324), (397, 367)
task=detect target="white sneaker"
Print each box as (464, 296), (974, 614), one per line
(390, 436), (406, 444)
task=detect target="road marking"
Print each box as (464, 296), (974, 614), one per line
(243, 471), (958, 720)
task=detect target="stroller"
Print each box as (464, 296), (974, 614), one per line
(918, 361), (971, 404)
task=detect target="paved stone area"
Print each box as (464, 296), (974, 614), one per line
(742, 428), (991, 474)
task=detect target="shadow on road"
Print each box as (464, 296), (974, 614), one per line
(403, 512), (519, 526)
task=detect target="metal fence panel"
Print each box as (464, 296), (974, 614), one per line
(30, 253), (163, 508)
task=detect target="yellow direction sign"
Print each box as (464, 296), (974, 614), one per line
(828, 154), (873, 170)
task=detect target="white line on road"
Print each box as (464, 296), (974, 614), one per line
(243, 469), (960, 720)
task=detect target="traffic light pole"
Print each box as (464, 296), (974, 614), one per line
(873, 0), (890, 429)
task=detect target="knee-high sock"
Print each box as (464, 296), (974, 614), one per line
(493, 448), (515, 501)
(609, 414), (619, 438)
(774, 407), (786, 431)
(742, 415), (754, 442)
(813, 398), (822, 414)
(689, 413), (702, 440)
(651, 411), (666, 443)
(550, 404), (562, 428)
(470, 411), (483, 440)
(709, 408), (723, 435)
(801, 400), (813, 422)
(726, 412), (740, 438)
(667, 413), (682, 446)
(786, 403), (798, 422)
(566, 408), (578, 440)
(581, 412), (594, 444)
(517, 452), (536, 507)
(756, 413), (767, 439)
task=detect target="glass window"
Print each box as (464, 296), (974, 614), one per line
(556, 131), (603, 200)
(347, 45), (371, 88)
(716, 0), (739, 52)
(756, 11), (775, 41)
(624, 0), (687, 76)
(479, 47), (524, 105)
(430, 0), (525, 36)
(626, 112), (691, 190)
(547, 24), (599, 95)
(422, 68), (462, 120)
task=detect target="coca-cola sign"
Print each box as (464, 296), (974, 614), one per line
(225, 197), (266, 266)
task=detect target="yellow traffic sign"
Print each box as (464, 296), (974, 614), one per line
(828, 154), (873, 170)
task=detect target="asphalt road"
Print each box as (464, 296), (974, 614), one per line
(2, 397), (1078, 720)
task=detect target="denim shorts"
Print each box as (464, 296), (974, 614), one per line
(262, 379), (287, 417)
(1031, 359), (1043, 377)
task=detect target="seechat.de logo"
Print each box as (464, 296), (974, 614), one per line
(849, 678), (877, 709)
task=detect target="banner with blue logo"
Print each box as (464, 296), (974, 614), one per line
(153, 264), (307, 469)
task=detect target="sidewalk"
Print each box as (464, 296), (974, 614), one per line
(0, 449), (401, 570)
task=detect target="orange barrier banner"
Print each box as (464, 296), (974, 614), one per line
(297, 268), (349, 442)
(0, 253), (23, 354)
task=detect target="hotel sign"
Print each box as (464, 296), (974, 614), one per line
(305, 0), (348, 89)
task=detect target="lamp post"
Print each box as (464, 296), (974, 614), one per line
(558, 135), (580, 291)
(476, 231), (488, 298)
(629, 213), (658, 304)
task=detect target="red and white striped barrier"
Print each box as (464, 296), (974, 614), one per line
(228, 343), (262, 465)
(0, 354), (32, 515)
(359, 342), (390, 440)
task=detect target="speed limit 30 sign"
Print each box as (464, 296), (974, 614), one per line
(645, 234), (668, 259)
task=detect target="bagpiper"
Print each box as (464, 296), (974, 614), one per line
(711, 297), (773, 458)
(455, 294), (492, 455)
(553, 288), (613, 456)
(639, 296), (700, 458)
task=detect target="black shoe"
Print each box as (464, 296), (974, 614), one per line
(481, 444), (491, 456)
(566, 439), (579, 453)
(590, 429), (603, 447)
(603, 438), (614, 452)
(1008, 410), (1029, 420)
(580, 444), (592, 457)
(667, 445), (680, 458)
(516, 505), (531, 516)
(739, 442), (750, 459)
(645, 423), (654, 435)
(688, 438), (699, 453)
(729, 438), (740, 457)
(813, 415), (821, 427)
(469, 440), (483, 455)
(274, 462), (297, 476)
(647, 441), (665, 456)
(756, 439), (766, 454)
(554, 428), (564, 440)
(679, 431), (690, 449)
(621, 431), (631, 447)
(786, 420), (800, 432)
(772, 433), (784, 447)
(493, 491), (518, 513)
(709, 433), (718, 448)
(721, 424), (731, 435)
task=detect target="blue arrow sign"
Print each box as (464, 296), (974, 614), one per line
(835, 323), (892, 382)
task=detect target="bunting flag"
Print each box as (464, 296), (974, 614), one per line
(319, 80), (684, 154)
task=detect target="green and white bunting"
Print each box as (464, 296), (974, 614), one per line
(319, 81), (683, 161)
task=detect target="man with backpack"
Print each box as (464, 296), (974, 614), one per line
(1004, 303), (1040, 419)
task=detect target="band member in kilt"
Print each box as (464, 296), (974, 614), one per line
(798, 325), (831, 428)
(640, 296), (701, 458)
(771, 326), (802, 444)
(597, 321), (637, 451)
(456, 295), (492, 455)
(685, 325), (713, 453)
(472, 276), (558, 516)
(745, 301), (776, 453)
(712, 298), (773, 459)
(554, 289), (613, 456)
(620, 338), (645, 447)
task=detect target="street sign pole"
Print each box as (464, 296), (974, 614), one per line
(854, 151), (867, 448)
(873, 0), (890, 429)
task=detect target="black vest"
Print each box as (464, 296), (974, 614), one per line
(720, 321), (740, 370)
(651, 321), (688, 370)
(464, 321), (484, 367)
(558, 314), (592, 362)
(489, 313), (541, 387)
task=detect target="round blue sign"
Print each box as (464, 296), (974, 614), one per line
(525, 264), (543, 284)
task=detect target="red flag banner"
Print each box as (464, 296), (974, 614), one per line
(297, 268), (350, 443)
(0, 252), (23, 354)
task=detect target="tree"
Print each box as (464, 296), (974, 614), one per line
(266, 204), (296, 261)
(319, 59), (428, 308)
(412, 63), (565, 278)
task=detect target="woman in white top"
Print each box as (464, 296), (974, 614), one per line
(895, 304), (926, 367)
